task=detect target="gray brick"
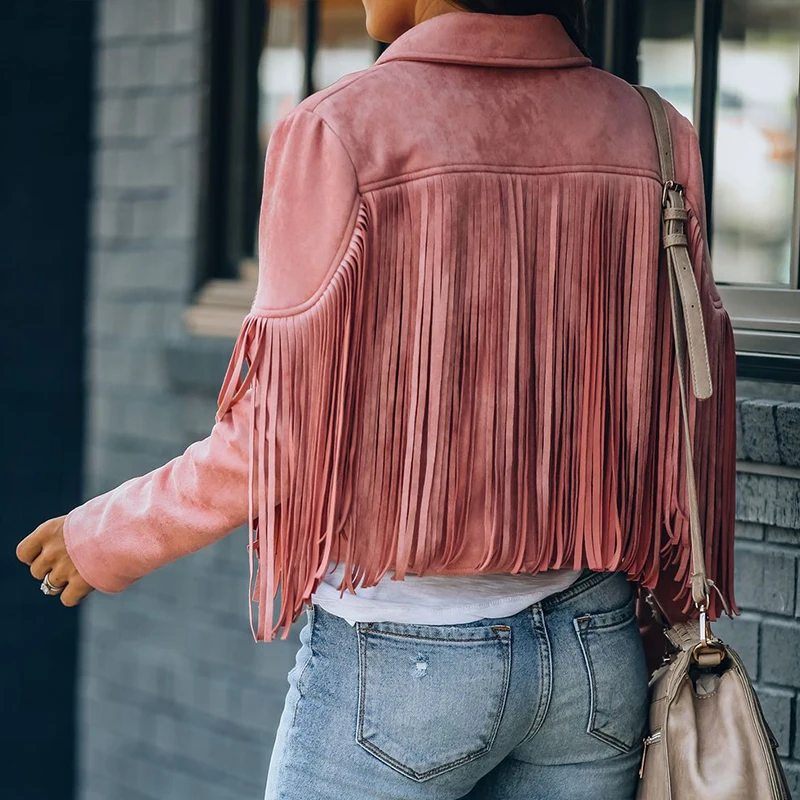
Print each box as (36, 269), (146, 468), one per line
(740, 399), (781, 463)
(92, 197), (132, 241)
(117, 147), (175, 190)
(97, 96), (137, 139)
(84, 439), (116, 495)
(96, 147), (121, 190)
(736, 398), (746, 460)
(133, 0), (169, 38)
(167, 89), (201, 138)
(152, 40), (201, 87)
(171, 141), (201, 196)
(235, 685), (281, 734)
(736, 520), (765, 541)
(784, 759), (800, 797)
(775, 477), (800, 530)
(96, 43), (124, 87)
(191, 672), (235, 721)
(87, 292), (123, 343)
(214, 734), (270, 785)
(776, 402), (800, 468)
(180, 394), (218, 440)
(734, 542), (796, 616)
(711, 612), (759, 680)
(735, 472), (800, 530)
(754, 685), (794, 757)
(98, 1), (140, 40)
(736, 472), (779, 525)
(130, 752), (176, 797)
(128, 299), (182, 341)
(171, 0), (203, 33)
(766, 525), (800, 547)
(153, 711), (183, 754)
(88, 391), (124, 437)
(130, 196), (168, 239)
(168, 771), (244, 800)
(132, 95), (170, 139)
(117, 394), (182, 441)
(98, 43), (154, 90)
(163, 189), (194, 240)
(92, 247), (191, 296)
(82, 775), (138, 800)
(88, 342), (138, 388)
(96, 145), (175, 192)
(761, 618), (800, 688)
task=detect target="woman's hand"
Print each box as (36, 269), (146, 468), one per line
(15, 516), (96, 607)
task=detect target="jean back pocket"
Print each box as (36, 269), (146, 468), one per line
(355, 620), (512, 782)
(572, 593), (649, 754)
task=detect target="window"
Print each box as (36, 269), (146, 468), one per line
(599, 0), (800, 372)
(257, 0), (376, 248)
(195, 1), (800, 373)
(712, 2), (799, 287)
(189, 0), (380, 336)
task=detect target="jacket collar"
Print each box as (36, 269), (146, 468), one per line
(374, 12), (592, 70)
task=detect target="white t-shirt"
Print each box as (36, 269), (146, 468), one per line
(310, 560), (584, 626)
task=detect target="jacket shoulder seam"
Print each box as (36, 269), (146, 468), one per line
(250, 193), (365, 318)
(296, 107), (362, 196)
(361, 164), (663, 193)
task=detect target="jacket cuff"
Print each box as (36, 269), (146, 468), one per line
(63, 504), (134, 594)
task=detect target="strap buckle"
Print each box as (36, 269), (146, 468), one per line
(662, 179), (684, 207)
(694, 591), (712, 644)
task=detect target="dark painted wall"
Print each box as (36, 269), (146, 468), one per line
(1, 2), (95, 799)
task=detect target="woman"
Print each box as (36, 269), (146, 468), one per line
(16, 1), (739, 797)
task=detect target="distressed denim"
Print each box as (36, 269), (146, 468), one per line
(264, 568), (650, 799)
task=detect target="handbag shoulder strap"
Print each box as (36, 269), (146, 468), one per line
(635, 85), (713, 400)
(633, 85), (731, 617)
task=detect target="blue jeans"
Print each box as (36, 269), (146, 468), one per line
(264, 568), (650, 799)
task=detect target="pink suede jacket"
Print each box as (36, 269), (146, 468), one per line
(64, 11), (739, 641)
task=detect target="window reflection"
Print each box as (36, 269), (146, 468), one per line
(258, 1), (305, 168)
(638, 0), (697, 122)
(712, 0), (799, 285)
(258, 1), (373, 161)
(314, 0), (374, 91)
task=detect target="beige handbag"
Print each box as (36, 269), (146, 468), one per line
(633, 85), (792, 800)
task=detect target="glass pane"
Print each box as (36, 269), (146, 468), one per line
(638, 0), (697, 122)
(314, 0), (374, 91)
(258, 1), (305, 167)
(712, 0), (800, 286)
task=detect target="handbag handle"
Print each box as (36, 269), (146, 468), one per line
(633, 86), (731, 619)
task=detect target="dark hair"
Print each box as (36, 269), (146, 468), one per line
(444, 1), (589, 59)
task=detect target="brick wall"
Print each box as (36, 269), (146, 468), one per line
(76, 2), (800, 797)
(712, 393), (800, 795)
(77, 2), (300, 799)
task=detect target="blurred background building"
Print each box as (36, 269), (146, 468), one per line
(3, 0), (800, 798)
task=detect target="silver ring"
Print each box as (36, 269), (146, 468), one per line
(40, 572), (65, 596)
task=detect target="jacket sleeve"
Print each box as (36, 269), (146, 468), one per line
(63, 107), (362, 605)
